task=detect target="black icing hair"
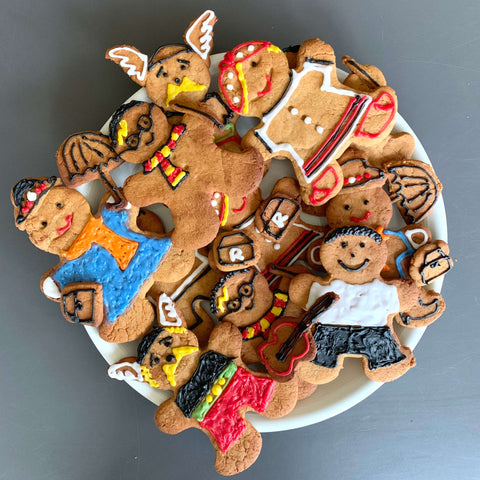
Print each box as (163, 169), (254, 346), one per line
(137, 327), (165, 363)
(148, 43), (193, 71)
(325, 226), (382, 244)
(282, 44), (300, 53)
(109, 100), (144, 146)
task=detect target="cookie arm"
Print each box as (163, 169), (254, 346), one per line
(288, 273), (329, 309)
(207, 322), (243, 359)
(387, 278), (419, 311)
(155, 398), (197, 434)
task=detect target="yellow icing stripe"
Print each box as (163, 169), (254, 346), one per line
(235, 63), (249, 114)
(267, 44), (282, 54)
(165, 165), (175, 176)
(117, 119), (128, 146)
(217, 286), (229, 313)
(166, 77), (206, 106)
(171, 171), (186, 187)
(271, 306), (283, 317)
(161, 146), (171, 157)
(276, 292), (288, 302)
(260, 319), (271, 331)
(246, 327), (255, 339)
(220, 194), (229, 226)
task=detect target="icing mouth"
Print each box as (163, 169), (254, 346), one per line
(257, 74), (272, 97)
(338, 258), (370, 271)
(57, 214), (73, 236)
(350, 211), (372, 223)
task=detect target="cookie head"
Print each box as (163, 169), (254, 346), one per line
(146, 45), (210, 109)
(109, 101), (169, 164)
(11, 178), (91, 255)
(137, 326), (200, 390)
(321, 226), (387, 283)
(326, 188), (392, 229)
(219, 41), (290, 116)
(210, 269), (272, 326)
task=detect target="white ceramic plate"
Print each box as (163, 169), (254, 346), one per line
(80, 53), (448, 433)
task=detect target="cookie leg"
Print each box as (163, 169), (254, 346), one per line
(298, 361), (342, 385)
(98, 297), (155, 343)
(363, 346), (416, 382)
(213, 423), (262, 476)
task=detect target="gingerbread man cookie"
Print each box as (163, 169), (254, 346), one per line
(11, 177), (194, 343)
(108, 316), (298, 475)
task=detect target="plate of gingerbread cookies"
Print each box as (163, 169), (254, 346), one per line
(11, 9), (451, 475)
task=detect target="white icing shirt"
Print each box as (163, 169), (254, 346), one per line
(306, 279), (400, 327)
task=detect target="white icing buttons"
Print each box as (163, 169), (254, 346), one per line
(236, 52), (244, 59)
(227, 72), (234, 79)
(226, 84), (234, 91)
(290, 107), (298, 115)
(304, 116), (312, 124)
(248, 45), (255, 51)
(26, 191), (37, 201)
(316, 126), (324, 134)
(233, 96), (240, 103)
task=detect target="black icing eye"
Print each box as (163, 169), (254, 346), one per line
(341, 241), (348, 248)
(344, 205), (350, 211)
(360, 242), (365, 248)
(238, 283), (253, 297)
(180, 64), (187, 70)
(153, 356), (160, 365)
(41, 221), (47, 227)
(163, 71), (168, 77)
(166, 354), (175, 363)
(174, 77), (181, 85)
(126, 134), (140, 148)
(164, 340), (172, 348)
(364, 200), (369, 205)
(251, 61), (258, 67)
(227, 299), (241, 313)
(56, 203), (63, 209)
(137, 115), (152, 130)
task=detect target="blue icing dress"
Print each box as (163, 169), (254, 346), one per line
(53, 207), (172, 322)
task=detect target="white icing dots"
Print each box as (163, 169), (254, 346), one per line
(304, 116), (312, 125)
(274, 244), (281, 250)
(348, 176), (356, 184)
(214, 193), (221, 199)
(227, 72), (234, 79)
(236, 52), (244, 59)
(247, 45), (255, 52)
(27, 191), (37, 201)
(290, 107), (298, 115)
(211, 200), (218, 207)
(233, 96), (240, 104)
(316, 125), (324, 134)
(226, 84), (234, 91)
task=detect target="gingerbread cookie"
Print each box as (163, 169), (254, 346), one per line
(219, 38), (398, 206)
(108, 316), (298, 475)
(409, 240), (452, 286)
(11, 177), (194, 343)
(289, 226), (422, 384)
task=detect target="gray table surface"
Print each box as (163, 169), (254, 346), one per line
(1, 1), (478, 479)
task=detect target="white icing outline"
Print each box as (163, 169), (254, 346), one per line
(171, 251), (209, 301)
(405, 227), (429, 250)
(107, 361), (143, 382)
(108, 47), (148, 82)
(42, 276), (61, 299)
(255, 62), (372, 183)
(157, 293), (182, 327)
(184, 10), (216, 61)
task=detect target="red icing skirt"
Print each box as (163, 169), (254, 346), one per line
(199, 367), (274, 452)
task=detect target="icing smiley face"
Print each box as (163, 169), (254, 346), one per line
(219, 41), (290, 117)
(320, 226), (388, 283)
(326, 187), (393, 229)
(23, 187), (91, 255)
(137, 327), (200, 390)
(109, 101), (169, 164)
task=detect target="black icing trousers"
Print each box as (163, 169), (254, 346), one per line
(312, 325), (406, 370)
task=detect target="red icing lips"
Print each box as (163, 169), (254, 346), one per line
(57, 214), (73, 236)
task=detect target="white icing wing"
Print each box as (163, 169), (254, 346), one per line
(184, 10), (216, 60)
(107, 47), (148, 82)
